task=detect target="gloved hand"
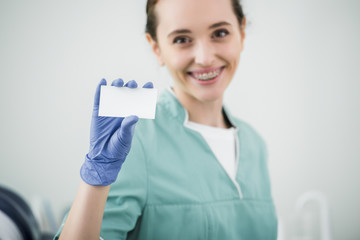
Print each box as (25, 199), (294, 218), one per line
(80, 78), (154, 186)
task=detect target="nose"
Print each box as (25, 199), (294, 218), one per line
(193, 40), (215, 66)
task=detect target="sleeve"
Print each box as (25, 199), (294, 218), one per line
(53, 134), (148, 240)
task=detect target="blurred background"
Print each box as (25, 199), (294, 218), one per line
(0, 0), (359, 239)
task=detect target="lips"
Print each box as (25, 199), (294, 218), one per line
(188, 67), (224, 82)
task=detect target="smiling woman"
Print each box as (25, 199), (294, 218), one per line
(147, 0), (246, 123)
(55, 0), (277, 239)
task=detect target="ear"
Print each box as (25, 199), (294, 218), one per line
(239, 17), (246, 51)
(146, 33), (165, 66)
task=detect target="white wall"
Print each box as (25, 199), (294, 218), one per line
(0, 0), (359, 239)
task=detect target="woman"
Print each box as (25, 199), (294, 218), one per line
(56, 0), (277, 239)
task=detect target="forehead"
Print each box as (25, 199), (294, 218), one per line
(155, 0), (237, 32)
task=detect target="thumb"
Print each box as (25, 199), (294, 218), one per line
(118, 115), (139, 143)
(105, 115), (139, 160)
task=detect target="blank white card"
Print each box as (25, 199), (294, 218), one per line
(99, 86), (158, 119)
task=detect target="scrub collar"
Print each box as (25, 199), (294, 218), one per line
(163, 88), (239, 130)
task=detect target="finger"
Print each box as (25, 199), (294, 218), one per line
(94, 78), (107, 108)
(117, 115), (139, 144)
(142, 82), (154, 89)
(124, 80), (138, 88)
(111, 78), (124, 87)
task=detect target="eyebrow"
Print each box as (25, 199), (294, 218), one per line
(209, 21), (231, 29)
(167, 29), (191, 39)
(167, 21), (232, 39)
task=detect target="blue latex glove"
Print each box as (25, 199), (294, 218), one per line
(80, 78), (154, 186)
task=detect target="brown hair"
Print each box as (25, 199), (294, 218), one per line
(145, 0), (245, 42)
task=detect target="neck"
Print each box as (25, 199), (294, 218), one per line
(172, 87), (229, 129)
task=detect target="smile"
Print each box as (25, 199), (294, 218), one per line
(189, 67), (224, 81)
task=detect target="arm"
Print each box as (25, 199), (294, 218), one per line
(58, 79), (153, 239)
(59, 181), (110, 240)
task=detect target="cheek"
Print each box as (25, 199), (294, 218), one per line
(164, 49), (193, 72)
(219, 40), (242, 64)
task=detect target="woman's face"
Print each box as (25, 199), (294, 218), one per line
(148, 0), (246, 103)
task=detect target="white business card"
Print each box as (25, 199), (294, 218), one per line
(99, 86), (158, 119)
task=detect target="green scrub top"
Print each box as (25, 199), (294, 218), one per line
(55, 89), (277, 240)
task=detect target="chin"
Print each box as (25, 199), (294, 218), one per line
(194, 89), (224, 103)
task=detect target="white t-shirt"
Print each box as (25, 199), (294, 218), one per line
(185, 120), (238, 180)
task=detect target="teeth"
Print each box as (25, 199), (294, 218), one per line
(194, 69), (221, 80)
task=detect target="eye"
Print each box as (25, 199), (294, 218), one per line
(212, 29), (230, 39)
(173, 36), (192, 45)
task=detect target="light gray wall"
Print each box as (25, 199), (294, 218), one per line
(1, 0), (359, 239)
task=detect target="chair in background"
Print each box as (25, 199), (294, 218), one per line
(0, 185), (54, 240)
